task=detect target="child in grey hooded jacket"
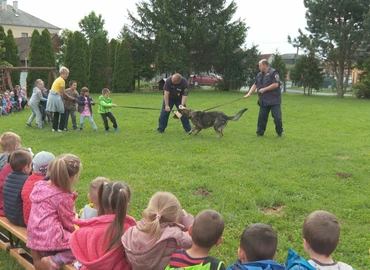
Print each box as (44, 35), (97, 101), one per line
(27, 79), (47, 129)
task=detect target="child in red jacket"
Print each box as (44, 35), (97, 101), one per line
(70, 181), (136, 270)
(21, 151), (55, 225)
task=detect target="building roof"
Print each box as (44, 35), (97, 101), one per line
(282, 53), (297, 60)
(15, 34), (62, 61)
(0, 4), (60, 30)
(259, 54), (272, 60)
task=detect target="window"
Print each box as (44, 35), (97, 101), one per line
(21, 33), (28, 38)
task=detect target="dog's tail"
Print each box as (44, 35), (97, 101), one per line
(227, 108), (248, 121)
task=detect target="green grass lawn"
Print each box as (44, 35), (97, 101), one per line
(1, 91), (369, 269)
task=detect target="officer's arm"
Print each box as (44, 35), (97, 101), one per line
(244, 84), (257, 98)
(181, 94), (187, 106)
(261, 83), (279, 93)
(164, 91), (170, 107)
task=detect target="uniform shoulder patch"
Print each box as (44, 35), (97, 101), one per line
(275, 74), (280, 82)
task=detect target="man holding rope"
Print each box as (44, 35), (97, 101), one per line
(157, 73), (192, 133)
(244, 59), (283, 137)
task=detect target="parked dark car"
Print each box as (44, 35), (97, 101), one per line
(193, 73), (218, 87)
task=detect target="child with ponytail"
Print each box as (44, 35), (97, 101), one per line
(122, 191), (194, 270)
(70, 181), (136, 270)
(27, 154), (81, 269)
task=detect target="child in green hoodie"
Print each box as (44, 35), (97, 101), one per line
(98, 88), (118, 132)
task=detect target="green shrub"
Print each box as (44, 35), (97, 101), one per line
(353, 81), (370, 98)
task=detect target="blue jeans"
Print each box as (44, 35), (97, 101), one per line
(257, 104), (283, 135)
(80, 115), (97, 130)
(157, 100), (191, 132)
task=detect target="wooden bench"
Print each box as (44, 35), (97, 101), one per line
(0, 216), (75, 269)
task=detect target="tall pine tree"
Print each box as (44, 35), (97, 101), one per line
(65, 31), (88, 90)
(27, 30), (43, 91)
(4, 29), (19, 86)
(89, 35), (108, 93)
(108, 38), (119, 89)
(113, 40), (134, 93)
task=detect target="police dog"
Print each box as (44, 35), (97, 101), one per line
(176, 105), (247, 137)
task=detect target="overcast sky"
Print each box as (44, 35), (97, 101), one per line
(17, 0), (307, 54)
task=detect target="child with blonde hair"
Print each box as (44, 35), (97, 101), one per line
(27, 154), (82, 269)
(70, 181), (136, 270)
(0, 132), (21, 216)
(79, 177), (110, 219)
(122, 191), (194, 270)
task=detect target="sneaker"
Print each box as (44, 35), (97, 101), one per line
(52, 129), (55, 132)
(157, 129), (164, 133)
(73, 126), (78, 130)
(26, 123), (32, 127)
(80, 128), (83, 131)
(106, 129), (110, 133)
(57, 129), (62, 132)
(114, 127), (118, 132)
(64, 128), (68, 131)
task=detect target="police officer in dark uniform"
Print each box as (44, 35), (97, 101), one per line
(157, 73), (192, 133)
(244, 59), (283, 137)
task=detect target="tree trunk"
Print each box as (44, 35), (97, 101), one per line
(137, 77), (140, 92)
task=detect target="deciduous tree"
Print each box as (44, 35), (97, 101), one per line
(79, 11), (108, 43)
(288, 0), (370, 97)
(290, 54), (322, 95)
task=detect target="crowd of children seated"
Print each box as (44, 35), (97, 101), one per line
(0, 85), (28, 116)
(0, 131), (356, 270)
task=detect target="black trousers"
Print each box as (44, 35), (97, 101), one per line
(53, 112), (66, 130)
(100, 112), (117, 131)
(257, 104), (283, 135)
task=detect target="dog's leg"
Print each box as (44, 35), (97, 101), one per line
(188, 128), (195, 134)
(194, 128), (202, 135)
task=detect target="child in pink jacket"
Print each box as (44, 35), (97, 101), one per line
(122, 191), (194, 270)
(70, 181), (136, 270)
(27, 154), (82, 270)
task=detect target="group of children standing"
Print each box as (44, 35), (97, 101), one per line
(26, 68), (119, 132)
(0, 131), (356, 270)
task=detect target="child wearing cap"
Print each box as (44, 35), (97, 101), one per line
(21, 151), (55, 225)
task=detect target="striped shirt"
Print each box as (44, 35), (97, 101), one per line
(169, 249), (225, 270)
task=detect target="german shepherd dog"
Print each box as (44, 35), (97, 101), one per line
(176, 105), (247, 137)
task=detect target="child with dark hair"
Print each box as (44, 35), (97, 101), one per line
(77, 87), (97, 131)
(226, 223), (285, 270)
(3, 148), (33, 227)
(70, 181), (136, 270)
(294, 210), (353, 270)
(63, 80), (79, 131)
(167, 209), (225, 270)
